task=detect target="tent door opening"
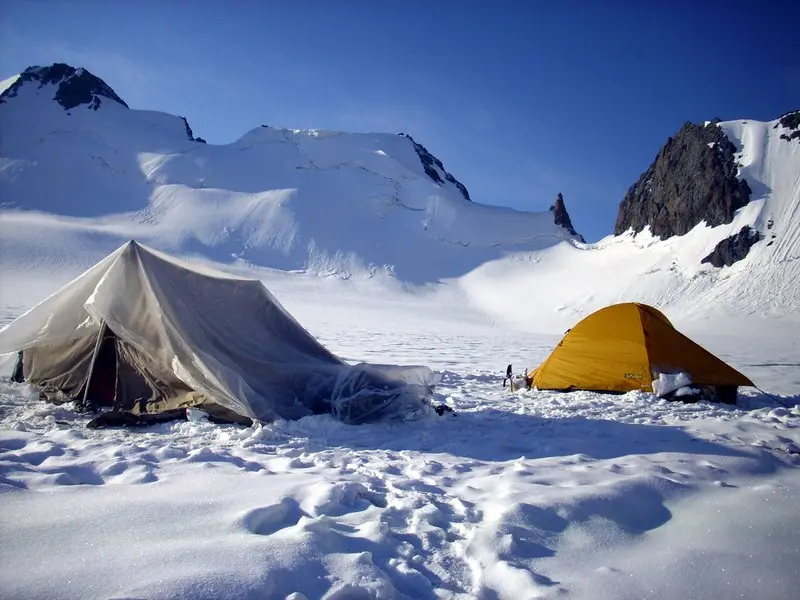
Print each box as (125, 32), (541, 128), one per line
(82, 323), (118, 409)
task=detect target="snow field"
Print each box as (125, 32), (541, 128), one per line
(1, 321), (799, 600)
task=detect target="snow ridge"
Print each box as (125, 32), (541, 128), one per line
(0, 67), (577, 285)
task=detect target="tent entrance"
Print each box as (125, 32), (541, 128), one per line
(82, 323), (117, 408)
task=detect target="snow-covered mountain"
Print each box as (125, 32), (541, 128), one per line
(1, 63), (798, 336)
(460, 113), (800, 332)
(0, 64), (580, 286)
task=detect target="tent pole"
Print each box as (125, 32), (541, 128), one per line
(81, 321), (107, 411)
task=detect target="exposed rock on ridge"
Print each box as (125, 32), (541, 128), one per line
(701, 226), (761, 268)
(398, 133), (471, 201)
(550, 193), (585, 242)
(614, 119), (751, 239)
(180, 116), (206, 143)
(774, 109), (800, 143)
(0, 63), (129, 111)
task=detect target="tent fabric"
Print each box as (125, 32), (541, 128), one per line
(0, 240), (436, 424)
(531, 302), (753, 394)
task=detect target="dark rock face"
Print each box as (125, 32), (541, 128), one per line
(701, 226), (761, 268)
(550, 193), (585, 242)
(180, 116), (206, 143)
(398, 133), (471, 201)
(0, 63), (128, 111)
(614, 120), (751, 239)
(774, 109), (800, 142)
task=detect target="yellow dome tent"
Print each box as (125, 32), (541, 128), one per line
(530, 302), (753, 402)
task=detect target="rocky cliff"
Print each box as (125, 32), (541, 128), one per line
(550, 193), (584, 242)
(614, 119), (751, 239)
(775, 109), (800, 142)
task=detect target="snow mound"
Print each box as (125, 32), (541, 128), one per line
(652, 371), (693, 396)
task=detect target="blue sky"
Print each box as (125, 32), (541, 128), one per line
(1, 0), (798, 241)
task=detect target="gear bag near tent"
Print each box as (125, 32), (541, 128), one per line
(1, 240), (438, 426)
(527, 302), (754, 403)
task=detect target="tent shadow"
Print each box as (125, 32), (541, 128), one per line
(299, 407), (756, 463)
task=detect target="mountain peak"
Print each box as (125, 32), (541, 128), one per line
(0, 63), (128, 111)
(614, 119), (751, 240)
(550, 192), (585, 242)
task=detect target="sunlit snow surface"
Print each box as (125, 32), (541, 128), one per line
(1, 301), (799, 600)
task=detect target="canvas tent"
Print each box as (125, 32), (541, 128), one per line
(529, 302), (753, 402)
(0, 240), (436, 425)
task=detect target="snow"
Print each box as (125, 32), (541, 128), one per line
(2, 340), (799, 600)
(0, 74), (21, 96)
(1, 71), (800, 598)
(459, 118), (800, 334)
(651, 371), (693, 397)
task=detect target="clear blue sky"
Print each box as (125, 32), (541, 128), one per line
(1, 0), (797, 241)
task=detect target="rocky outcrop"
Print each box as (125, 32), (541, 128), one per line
(550, 193), (585, 242)
(0, 63), (128, 110)
(774, 109), (800, 142)
(398, 133), (471, 201)
(614, 120), (751, 239)
(701, 226), (761, 268)
(180, 116), (206, 143)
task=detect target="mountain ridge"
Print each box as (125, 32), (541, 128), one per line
(0, 62), (583, 285)
(0, 63), (524, 217)
(0, 62), (795, 253)
(1, 62), (797, 334)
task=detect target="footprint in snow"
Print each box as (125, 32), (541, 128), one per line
(302, 481), (387, 517)
(241, 498), (306, 536)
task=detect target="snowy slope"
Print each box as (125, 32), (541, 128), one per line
(0, 66), (575, 286)
(3, 65), (796, 335)
(460, 116), (800, 333)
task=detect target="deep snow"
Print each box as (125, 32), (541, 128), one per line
(1, 321), (799, 600)
(1, 67), (799, 599)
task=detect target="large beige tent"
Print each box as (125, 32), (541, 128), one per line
(1, 241), (435, 425)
